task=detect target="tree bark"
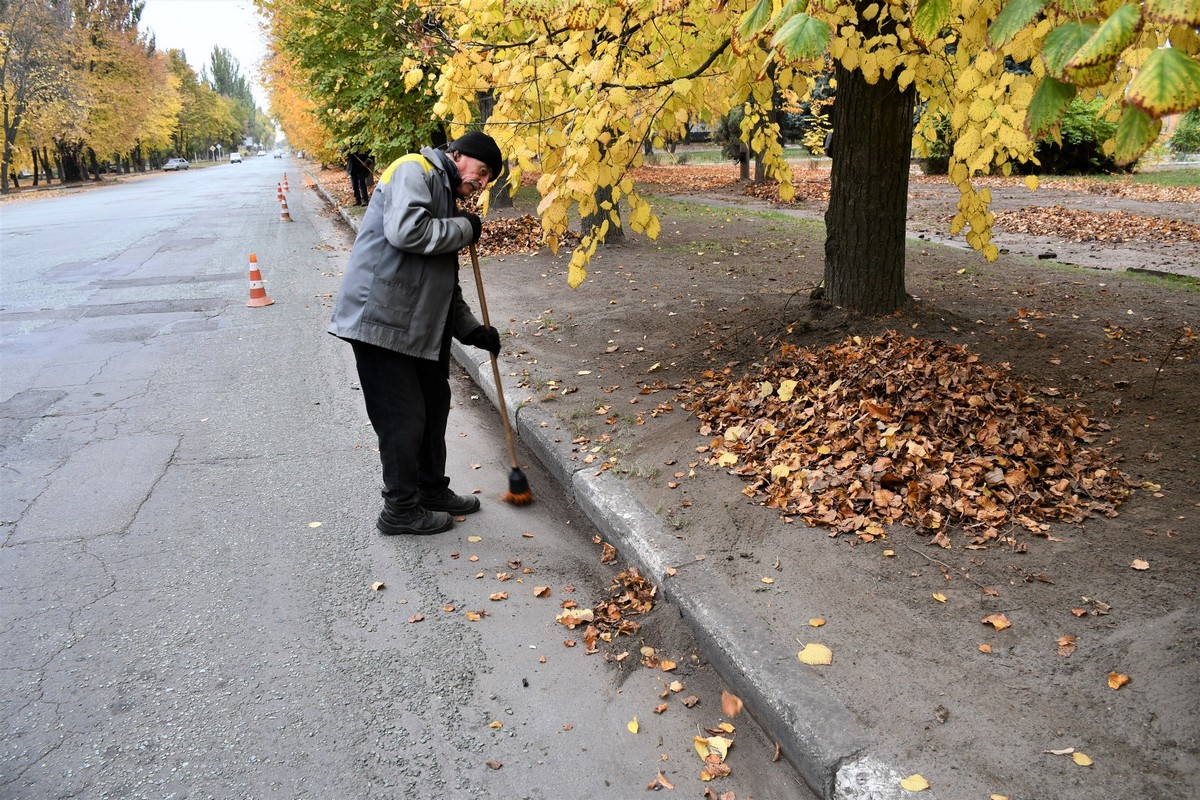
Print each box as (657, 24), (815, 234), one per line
(582, 184), (624, 244)
(823, 25), (916, 314)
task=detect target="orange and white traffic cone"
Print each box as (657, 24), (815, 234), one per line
(279, 194), (293, 222)
(277, 183), (284, 201)
(282, 173), (289, 192)
(246, 253), (274, 307)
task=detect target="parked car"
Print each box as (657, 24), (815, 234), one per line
(229, 152), (243, 163)
(163, 158), (189, 171)
(273, 150), (283, 158)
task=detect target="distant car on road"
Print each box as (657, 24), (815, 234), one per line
(230, 152), (243, 163)
(162, 158), (189, 171)
(273, 150), (283, 158)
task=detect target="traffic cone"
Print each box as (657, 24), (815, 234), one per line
(246, 253), (274, 307)
(277, 183), (284, 201)
(279, 194), (293, 222)
(282, 173), (289, 192)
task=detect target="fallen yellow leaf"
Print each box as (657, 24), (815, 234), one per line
(798, 643), (833, 666)
(883, 549), (895, 557)
(979, 643), (992, 653)
(489, 721), (502, 729)
(991, 795), (1010, 800)
(1130, 559), (1149, 570)
(669, 680), (684, 692)
(900, 773), (930, 791)
(694, 734), (732, 761)
(809, 618), (826, 627)
(308, 521), (322, 528)
(982, 613), (1011, 630)
(467, 535), (482, 543)
(932, 593), (947, 603)
(761, 576), (775, 584)
(1072, 752), (1094, 766)
(627, 717), (639, 734)
(371, 581), (385, 591)
(1108, 672), (1130, 690)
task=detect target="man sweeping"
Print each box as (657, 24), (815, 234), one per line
(328, 132), (505, 535)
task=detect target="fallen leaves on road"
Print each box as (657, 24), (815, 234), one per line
(982, 613), (1012, 631)
(647, 772), (674, 790)
(695, 734), (734, 781)
(798, 643), (833, 665)
(1057, 635), (1077, 656)
(1108, 672), (1131, 690)
(900, 774), (931, 792)
(685, 332), (1133, 545)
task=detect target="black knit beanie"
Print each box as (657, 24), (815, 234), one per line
(448, 131), (504, 179)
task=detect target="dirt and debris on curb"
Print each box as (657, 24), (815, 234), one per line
(316, 161), (1199, 800)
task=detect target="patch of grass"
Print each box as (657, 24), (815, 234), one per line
(1088, 169), (1200, 188)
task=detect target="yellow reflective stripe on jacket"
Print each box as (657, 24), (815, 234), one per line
(379, 152), (433, 185)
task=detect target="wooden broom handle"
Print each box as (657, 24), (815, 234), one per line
(468, 243), (520, 469)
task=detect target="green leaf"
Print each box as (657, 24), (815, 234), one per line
(1113, 104), (1162, 165)
(1127, 47), (1200, 117)
(1041, 22), (1097, 78)
(1026, 76), (1077, 139)
(1064, 4), (1142, 69)
(990, 0), (1046, 48)
(912, 0), (951, 45)
(1144, 0), (1200, 25)
(769, 13), (832, 63)
(736, 0), (775, 43)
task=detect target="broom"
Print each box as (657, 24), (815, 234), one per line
(468, 242), (533, 505)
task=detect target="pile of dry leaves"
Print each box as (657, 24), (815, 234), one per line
(992, 205), (1200, 244)
(684, 331), (1134, 546)
(477, 214), (578, 257)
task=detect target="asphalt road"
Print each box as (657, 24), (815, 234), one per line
(0, 158), (814, 799)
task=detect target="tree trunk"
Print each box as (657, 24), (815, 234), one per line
(58, 141), (85, 183)
(822, 58), (915, 314)
(583, 184), (624, 244)
(41, 147), (52, 183)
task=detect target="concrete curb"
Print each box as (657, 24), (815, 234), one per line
(314, 172), (929, 799)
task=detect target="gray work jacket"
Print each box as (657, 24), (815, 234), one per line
(328, 147), (481, 359)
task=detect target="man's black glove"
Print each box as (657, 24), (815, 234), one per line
(457, 211), (482, 244)
(464, 325), (500, 356)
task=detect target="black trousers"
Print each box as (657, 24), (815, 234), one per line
(350, 173), (371, 205)
(350, 340), (451, 508)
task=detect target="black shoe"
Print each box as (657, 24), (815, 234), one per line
(420, 488), (481, 515)
(377, 504), (453, 536)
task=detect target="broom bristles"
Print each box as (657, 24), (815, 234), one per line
(502, 490), (534, 506)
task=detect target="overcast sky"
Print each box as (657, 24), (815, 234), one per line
(138, 0), (270, 110)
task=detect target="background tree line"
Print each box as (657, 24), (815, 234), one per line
(0, 0), (273, 194)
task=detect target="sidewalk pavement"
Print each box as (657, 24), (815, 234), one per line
(314, 180), (924, 800)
